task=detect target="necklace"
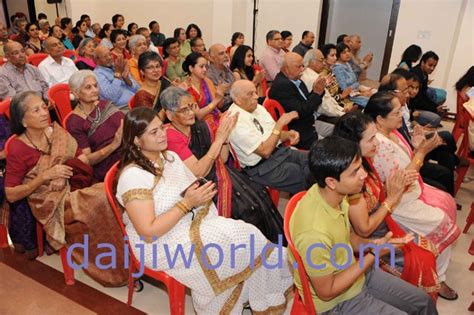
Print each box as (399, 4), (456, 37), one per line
(24, 131), (51, 155)
(78, 103), (101, 125)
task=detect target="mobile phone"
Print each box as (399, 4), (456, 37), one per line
(425, 132), (435, 140)
(180, 178), (208, 197)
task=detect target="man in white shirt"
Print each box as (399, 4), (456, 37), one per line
(38, 37), (78, 87)
(228, 80), (312, 194)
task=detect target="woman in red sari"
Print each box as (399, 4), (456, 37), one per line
(182, 52), (226, 130)
(333, 111), (440, 301)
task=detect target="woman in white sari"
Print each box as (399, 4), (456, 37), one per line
(364, 91), (460, 300)
(115, 107), (293, 314)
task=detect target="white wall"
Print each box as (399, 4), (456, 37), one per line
(389, 0), (473, 111)
(6, 0), (30, 22)
(34, 0), (71, 24)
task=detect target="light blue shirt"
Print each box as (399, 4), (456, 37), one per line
(332, 62), (360, 91)
(95, 65), (139, 107)
(291, 79), (308, 100)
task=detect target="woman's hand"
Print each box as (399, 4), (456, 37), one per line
(182, 180), (217, 208)
(112, 120), (124, 149)
(385, 167), (406, 203)
(215, 112), (239, 144)
(215, 82), (229, 101)
(341, 87), (353, 99)
(416, 132), (443, 155)
(42, 165), (73, 182)
(50, 178), (67, 191)
(254, 70), (265, 84)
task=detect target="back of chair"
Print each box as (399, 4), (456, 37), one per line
(0, 98), (11, 119)
(61, 111), (74, 129)
(284, 191), (316, 315)
(0, 58), (6, 67)
(262, 98), (288, 131)
(48, 83), (72, 122)
(128, 95), (135, 110)
(27, 53), (48, 66)
(4, 134), (17, 157)
(253, 64), (268, 95)
(104, 162), (127, 234)
(63, 49), (78, 60)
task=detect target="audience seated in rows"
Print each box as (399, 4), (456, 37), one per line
(66, 70), (124, 181)
(228, 80), (312, 193)
(94, 45), (139, 108)
(269, 52), (330, 148)
(133, 51), (171, 114)
(38, 37), (78, 87)
(162, 87), (284, 242)
(0, 41), (48, 101)
(290, 135), (437, 314)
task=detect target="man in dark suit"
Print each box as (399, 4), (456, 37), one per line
(269, 52), (329, 150)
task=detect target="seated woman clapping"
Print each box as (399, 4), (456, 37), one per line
(230, 45), (267, 98)
(162, 87), (284, 243)
(115, 107), (293, 314)
(5, 91), (127, 285)
(333, 111), (440, 300)
(66, 70), (124, 181)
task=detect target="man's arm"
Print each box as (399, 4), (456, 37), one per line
(96, 70), (124, 104)
(270, 78), (322, 117)
(0, 73), (16, 100)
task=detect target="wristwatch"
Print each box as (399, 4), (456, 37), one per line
(271, 129), (281, 136)
(114, 72), (122, 79)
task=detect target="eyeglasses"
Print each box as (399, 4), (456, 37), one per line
(174, 103), (197, 115)
(253, 118), (264, 134)
(144, 64), (162, 70)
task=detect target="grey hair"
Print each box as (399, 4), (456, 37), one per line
(68, 70), (97, 93)
(77, 38), (97, 56)
(266, 30), (280, 43)
(303, 49), (318, 67)
(128, 34), (146, 51)
(160, 87), (191, 111)
(229, 82), (245, 101)
(38, 19), (49, 29)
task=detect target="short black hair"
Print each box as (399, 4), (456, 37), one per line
(336, 42), (350, 59)
(302, 30), (310, 39)
(363, 91), (397, 121)
(185, 23), (202, 39)
(405, 71), (421, 84)
(38, 13), (47, 20)
(336, 34), (348, 44)
(111, 14), (124, 28)
(60, 17), (72, 30)
(182, 52), (204, 74)
(400, 44), (422, 67)
(148, 20), (157, 30)
(320, 43), (336, 58)
(281, 30), (292, 40)
(110, 29), (127, 44)
(333, 111), (374, 144)
(138, 51), (162, 71)
(162, 37), (179, 58)
(392, 68), (410, 79)
(80, 14), (90, 21)
(266, 30), (280, 42)
(173, 27), (184, 39)
(309, 136), (361, 188)
(379, 73), (403, 92)
(127, 22), (138, 33)
(420, 51), (439, 63)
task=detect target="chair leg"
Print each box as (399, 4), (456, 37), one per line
(463, 203), (474, 233)
(36, 222), (44, 257)
(127, 263), (136, 306)
(167, 280), (186, 315)
(60, 247), (75, 285)
(0, 224), (8, 248)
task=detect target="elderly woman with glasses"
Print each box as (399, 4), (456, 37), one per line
(162, 87), (285, 243)
(364, 91), (460, 300)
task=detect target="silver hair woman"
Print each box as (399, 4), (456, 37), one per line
(66, 70), (124, 181)
(128, 34), (148, 84)
(75, 38), (97, 70)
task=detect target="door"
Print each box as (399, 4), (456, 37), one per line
(319, 0), (400, 80)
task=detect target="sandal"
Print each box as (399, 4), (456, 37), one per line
(438, 281), (458, 300)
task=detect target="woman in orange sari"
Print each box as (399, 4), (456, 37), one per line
(182, 52), (226, 130)
(5, 91), (127, 286)
(333, 111), (440, 301)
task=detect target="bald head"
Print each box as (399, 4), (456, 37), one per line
(282, 52), (304, 80)
(350, 34), (361, 51)
(94, 45), (113, 67)
(209, 43), (228, 66)
(230, 80), (258, 112)
(4, 40), (22, 55)
(44, 36), (65, 59)
(4, 41), (27, 67)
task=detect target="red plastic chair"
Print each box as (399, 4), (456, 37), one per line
(158, 46), (163, 57)
(262, 98), (288, 131)
(284, 191), (316, 315)
(0, 58), (6, 67)
(128, 95), (135, 110)
(48, 83), (72, 122)
(253, 64), (268, 96)
(463, 202), (474, 233)
(0, 129), (13, 247)
(63, 49), (78, 60)
(27, 53), (48, 66)
(61, 111), (74, 129)
(452, 91), (470, 143)
(0, 98), (11, 119)
(4, 135), (74, 285)
(104, 162), (186, 312)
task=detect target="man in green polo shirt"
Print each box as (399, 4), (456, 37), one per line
(289, 136), (437, 314)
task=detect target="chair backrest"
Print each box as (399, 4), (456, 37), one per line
(48, 83), (72, 122)
(61, 111), (74, 129)
(253, 64), (268, 95)
(0, 58), (6, 67)
(128, 95), (135, 110)
(4, 134), (17, 157)
(284, 191), (316, 315)
(27, 53), (49, 66)
(262, 98), (288, 131)
(104, 162), (127, 234)
(63, 49), (78, 60)
(158, 46), (163, 57)
(0, 98), (11, 119)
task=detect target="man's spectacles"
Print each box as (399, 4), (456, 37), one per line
(253, 118), (264, 134)
(174, 103), (198, 115)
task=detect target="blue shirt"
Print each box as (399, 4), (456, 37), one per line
(332, 62), (360, 91)
(95, 65), (139, 107)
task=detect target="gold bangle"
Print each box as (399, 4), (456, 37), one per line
(271, 129), (281, 136)
(175, 202), (189, 215)
(206, 153), (216, 161)
(382, 201), (393, 214)
(208, 103), (216, 111)
(180, 200), (191, 211)
(413, 158), (423, 167)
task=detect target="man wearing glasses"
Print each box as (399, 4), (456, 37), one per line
(259, 30), (285, 85)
